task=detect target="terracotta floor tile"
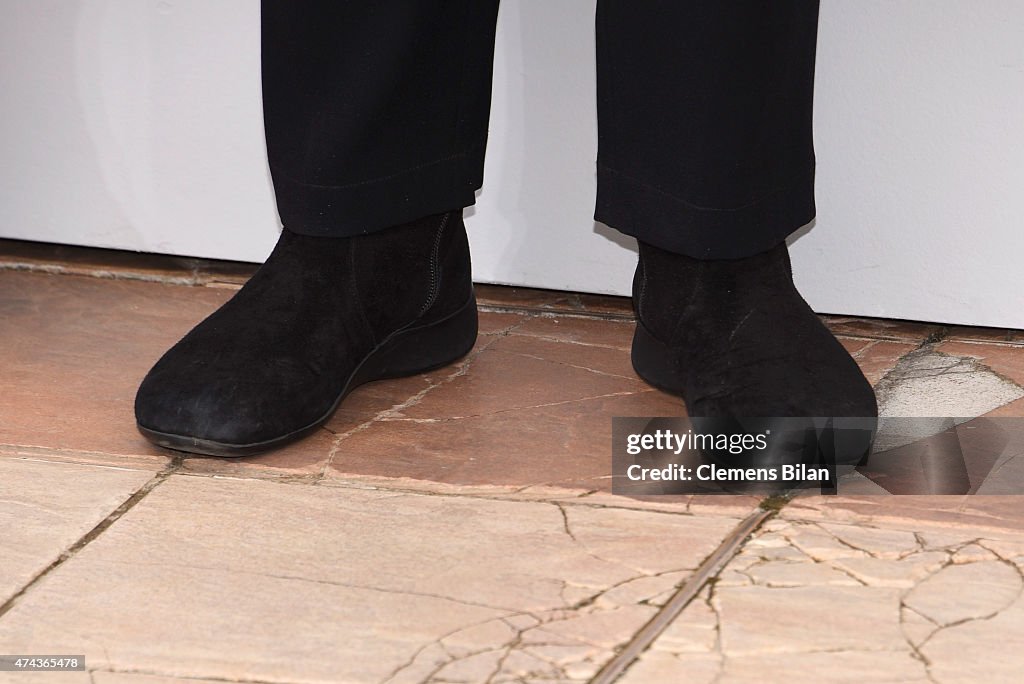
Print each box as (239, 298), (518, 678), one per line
(393, 334), (649, 422)
(0, 270), (338, 475)
(326, 388), (682, 490)
(0, 457), (154, 604)
(0, 474), (744, 682)
(476, 309), (530, 335)
(324, 377), (439, 437)
(319, 336), (499, 438)
(937, 340), (1024, 386)
(847, 340), (919, 386)
(822, 316), (940, 343)
(486, 330), (641, 380)
(625, 514), (1024, 682)
(839, 337), (874, 356)
(512, 314), (637, 350)
(0, 271), (232, 465)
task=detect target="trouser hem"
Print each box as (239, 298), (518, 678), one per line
(594, 163), (817, 260)
(275, 138), (488, 237)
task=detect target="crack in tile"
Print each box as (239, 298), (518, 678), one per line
(484, 629), (525, 684)
(284, 472), (707, 517)
(566, 570), (691, 615)
(704, 583), (726, 682)
(380, 613), (527, 684)
(384, 597), (644, 683)
(553, 503), (663, 578)
(0, 456), (182, 621)
(317, 335), (504, 479)
(379, 389), (656, 424)
(899, 588), (944, 680)
(592, 509), (777, 684)
(848, 339), (881, 359)
(629, 517), (1024, 683)
(90, 556), (517, 614)
(27, 478), (721, 684)
(482, 314), (537, 339)
(504, 328), (633, 353)
(492, 348), (639, 381)
(905, 555), (1023, 684)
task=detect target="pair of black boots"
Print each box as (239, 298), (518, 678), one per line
(134, 211), (876, 459)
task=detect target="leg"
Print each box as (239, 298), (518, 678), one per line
(263, 0), (500, 235)
(596, 0), (818, 258)
(596, 1), (876, 442)
(135, 1), (500, 456)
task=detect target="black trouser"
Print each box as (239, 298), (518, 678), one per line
(262, 1), (820, 259)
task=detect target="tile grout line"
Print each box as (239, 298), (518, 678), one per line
(167, 468), (745, 522)
(477, 304), (635, 322)
(589, 499), (785, 684)
(2, 446), (740, 519)
(0, 456), (183, 621)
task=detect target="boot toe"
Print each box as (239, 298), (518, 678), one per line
(134, 348), (326, 451)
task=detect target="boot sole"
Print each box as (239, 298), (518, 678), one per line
(137, 292), (479, 458)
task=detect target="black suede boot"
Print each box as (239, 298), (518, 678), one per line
(630, 240), (878, 467)
(135, 211), (476, 457)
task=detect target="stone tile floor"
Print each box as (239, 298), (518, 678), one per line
(1, 239), (1023, 683)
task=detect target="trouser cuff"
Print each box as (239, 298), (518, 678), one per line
(275, 138), (487, 237)
(595, 163), (817, 260)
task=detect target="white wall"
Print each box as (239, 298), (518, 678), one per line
(1, 1), (1022, 327)
(0, 0), (276, 257)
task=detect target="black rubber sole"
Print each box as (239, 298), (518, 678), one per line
(137, 292), (479, 458)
